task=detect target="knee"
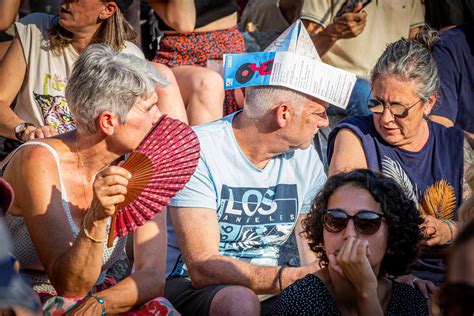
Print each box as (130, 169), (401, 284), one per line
(190, 69), (224, 100)
(210, 286), (260, 316)
(151, 62), (178, 85)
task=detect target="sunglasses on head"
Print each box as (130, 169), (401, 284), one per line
(323, 209), (385, 235)
(367, 98), (423, 118)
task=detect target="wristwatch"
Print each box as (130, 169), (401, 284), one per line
(14, 122), (35, 142)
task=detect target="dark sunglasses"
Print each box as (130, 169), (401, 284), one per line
(367, 98), (423, 118)
(323, 209), (385, 235)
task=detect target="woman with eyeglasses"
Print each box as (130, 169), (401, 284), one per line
(327, 27), (466, 289)
(270, 169), (428, 315)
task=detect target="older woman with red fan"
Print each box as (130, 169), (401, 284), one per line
(0, 44), (182, 315)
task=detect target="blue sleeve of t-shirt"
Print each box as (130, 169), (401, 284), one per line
(300, 154), (327, 214)
(169, 154), (217, 210)
(431, 36), (459, 121)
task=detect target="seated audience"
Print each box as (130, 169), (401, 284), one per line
(328, 28), (466, 286)
(164, 72), (331, 314)
(0, 0), (186, 145)
(1, 44), (176, 314)
(150, 0), (246, 125)
(302, 0), (424, 117)
(271, 169), (428, 315)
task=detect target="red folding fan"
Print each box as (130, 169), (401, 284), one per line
(107, 115), (200, 247)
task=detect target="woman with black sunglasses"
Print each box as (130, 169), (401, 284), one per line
(270, 169), (428, 315)
(327, 27), (467, 289)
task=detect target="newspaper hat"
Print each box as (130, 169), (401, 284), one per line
(223, 20), (356, 109)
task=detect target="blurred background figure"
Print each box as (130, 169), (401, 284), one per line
(150, 0), (245, 125)
(240, 0), (304, 51)
(424, 0), (474, 31)
(428, 22), (474, 150)
(301, 0), (424, 118)
(434, 219), (474, 316)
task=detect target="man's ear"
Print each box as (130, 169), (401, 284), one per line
(97, 111), (118, 136)
(99, 2), (117, 21)
(275, 102), (291, 128)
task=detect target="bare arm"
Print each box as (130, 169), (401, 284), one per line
(148, 0), (196, 33)
(428, 114), (454, 128)
(408, 26), (421, 38)
(4, 146), (112, 297)
(150, 62), (188, 124)
(0, 36), (30, 139)
(0, 0), (20, 31)
(328, 128), (367, 176)
(170, 206), (320, 294)
(294, 214), (318, 266)
(70, 212), (168, 314)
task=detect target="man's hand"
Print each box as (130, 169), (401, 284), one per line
(325, 2), (367, 40)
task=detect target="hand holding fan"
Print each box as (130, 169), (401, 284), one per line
(107, 115), (200, 247)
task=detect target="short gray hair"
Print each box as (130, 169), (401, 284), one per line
(66, 44), (169, 133)
(244, 86), (310, 118)
(370, 27), (440, 100)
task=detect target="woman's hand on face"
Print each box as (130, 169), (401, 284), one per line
(328, 237), (378, 294)
(65, 295), (104, 315)
(24, 125), (57, 141)
(421, 215), (452, 246)
(91, 166), (131, 221)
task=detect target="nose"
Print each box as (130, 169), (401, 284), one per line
(379, 105), (395, 124)
(342, 219), (358, 240)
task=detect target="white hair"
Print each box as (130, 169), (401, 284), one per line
(66, 44), (169, 133)
(243, 86), (312, 118)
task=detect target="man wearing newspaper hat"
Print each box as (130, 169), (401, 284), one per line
(164, 21), (356, 315)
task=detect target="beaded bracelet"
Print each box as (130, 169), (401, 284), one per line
(82, 221), (106, 243)
(90, 293), (106, 316)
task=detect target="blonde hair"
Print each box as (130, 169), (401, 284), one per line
(48, 6), (136, 55)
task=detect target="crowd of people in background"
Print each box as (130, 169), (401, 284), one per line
(0, 0), (473, 315)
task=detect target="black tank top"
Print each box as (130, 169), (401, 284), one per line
(156, 0), (239, 31)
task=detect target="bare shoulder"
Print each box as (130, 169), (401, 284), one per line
(328, 127), (367, 176)
(3, 142), (62, 216)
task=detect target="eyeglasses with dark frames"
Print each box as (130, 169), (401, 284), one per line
(323, 208), (385, 235)
(367, 97), (424, 118)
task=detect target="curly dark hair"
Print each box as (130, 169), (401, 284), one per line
(303, 169), (423, 276)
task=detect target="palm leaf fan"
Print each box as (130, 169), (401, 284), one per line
(107, 115), (200, 247)
(418, 179), (456, 220)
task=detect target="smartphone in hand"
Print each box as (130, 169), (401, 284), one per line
(335, 0), (372, 18)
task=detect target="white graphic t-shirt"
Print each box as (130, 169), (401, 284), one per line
(14, 13), (144, 133)
(166, 112), (327, 277)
